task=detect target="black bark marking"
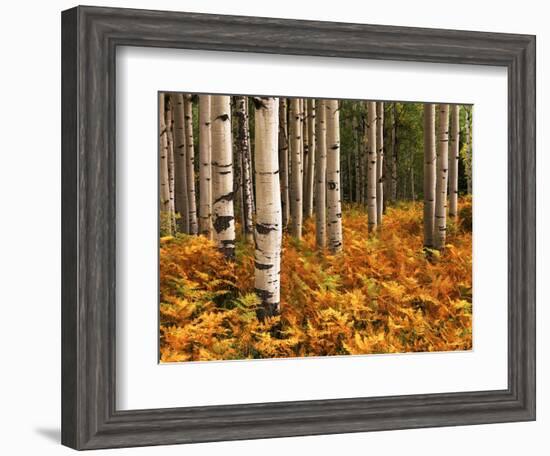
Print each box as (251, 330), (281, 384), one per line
(213, 215), (234, 233)
(256, 223), (277, 235)
(254, 262), (274, 270)
(252, 97), (269, 110)
(215, 113), (230, 122)
(328, 182), (336, 190)
(213, 191), (235, 205)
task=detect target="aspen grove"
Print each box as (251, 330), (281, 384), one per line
(159, 93), (473, 362)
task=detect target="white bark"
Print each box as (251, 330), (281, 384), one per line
(465, 107), (472, 194)
(165, 96), (176, 230)
(289, 98), (303, 238)
(171, 94), (189, 233)
(304, 99), (316, 218)
(235, 96), (254, 243)
(449, 104), (460, 217)
(184, 95), (198, 235)
(435, 104), (449, 250)
(423, 103), (436, 248)
(315, 99), (327, 249)
(211, 95), (236, 258)
(199, 95), (212, 239)
(376, 102), (384, 224)
(325, 99), (343, 253)
(159, 94), (172, 232)
(253, 97), (282, 318)
(366, 101), (377, 231)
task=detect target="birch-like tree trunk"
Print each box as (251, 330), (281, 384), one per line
(289, 98), (303, 238)
(448, 104), (460, 217)
(465, 107), (472, 194)
(366, 101), (378, 231)
(315, 99), (327, 250)
(198, 95), (212, 239)
(434, 104), (449, 250)
(304, 99), (316, 218)
(211, 95), (236, 258)
(235, 96), (254, 243)
(184, 95), (198, 235)
(165, 96), (176, 230)
(325, 99), (343, 253)
(302, 101), (309, 206)
(159, 94), (172, 235)
(278, 98), (290, 228)
(171, 94), (189, 233)
(253, 97), (282, 318)
(423, 103), (436, 248)
(376, 102), (384, 224)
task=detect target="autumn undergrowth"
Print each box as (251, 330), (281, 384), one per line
(160, 197), (472, 362)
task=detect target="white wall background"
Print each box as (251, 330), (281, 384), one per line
(0, 0), (545, 454)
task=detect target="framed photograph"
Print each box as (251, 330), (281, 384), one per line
(61, 5), (536, 450)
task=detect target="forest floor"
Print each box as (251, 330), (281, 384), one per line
(159, 198), (472, 362)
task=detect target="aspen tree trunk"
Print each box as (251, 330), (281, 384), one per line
(376, 102), (384, 224)
(315, 99), (327, 249)
(303, 102), (309, 207)
(434, 104), (449, 250)
(391, 103), (398, 202)
(159, 94), (172, 235)
(253, 97), (282, 318)
(171, 94), (189, 233)
(448, 104), (460, 217)
(304, 99), (316, 218)
(235, 96), (254, 243)
(366, 101), (378, 231)
(278, 98), (290, 228)
(184, 95), (198, 235)
(465, 107), (472, 194)
(423, 103), (436, 248)
(198, 95), (212, 239)
(165, 96), (176, 229)
(289, 98), (303, 238)
(325, 99), (343, 253)
(211, 95), (236, 258)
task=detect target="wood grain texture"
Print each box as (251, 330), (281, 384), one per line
(61, 5), (536, 450)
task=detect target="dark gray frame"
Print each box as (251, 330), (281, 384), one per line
(61, 5), (536, 450)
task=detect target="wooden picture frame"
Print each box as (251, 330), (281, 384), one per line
(61, 5), (536, 450)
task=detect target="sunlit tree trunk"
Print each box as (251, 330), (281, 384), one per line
(423, 103), (436, 248)
(366, 101), (377, 231)
(278, 98), (290, 228)
(198, 95), (212, 238)
(184, 95), (198, 235)
(376, 102), (384, 224)
(449, 104), (460, 217)
(289, 98), (303, 238)
(325, 99), (343, 253)
(253, 97), (282, 319)
(235, 96), (254, 243)
(159, 94), (172, 235)
(171, 94), (189, 233)
(315, 99), (327, 249)
(434, 104), (449, 250)
(211, 95), (236, 258)
(164, 95), (176, 232)
(304, 99), (316, 218)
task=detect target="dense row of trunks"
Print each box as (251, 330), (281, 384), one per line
(159, 93), (471, 316)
